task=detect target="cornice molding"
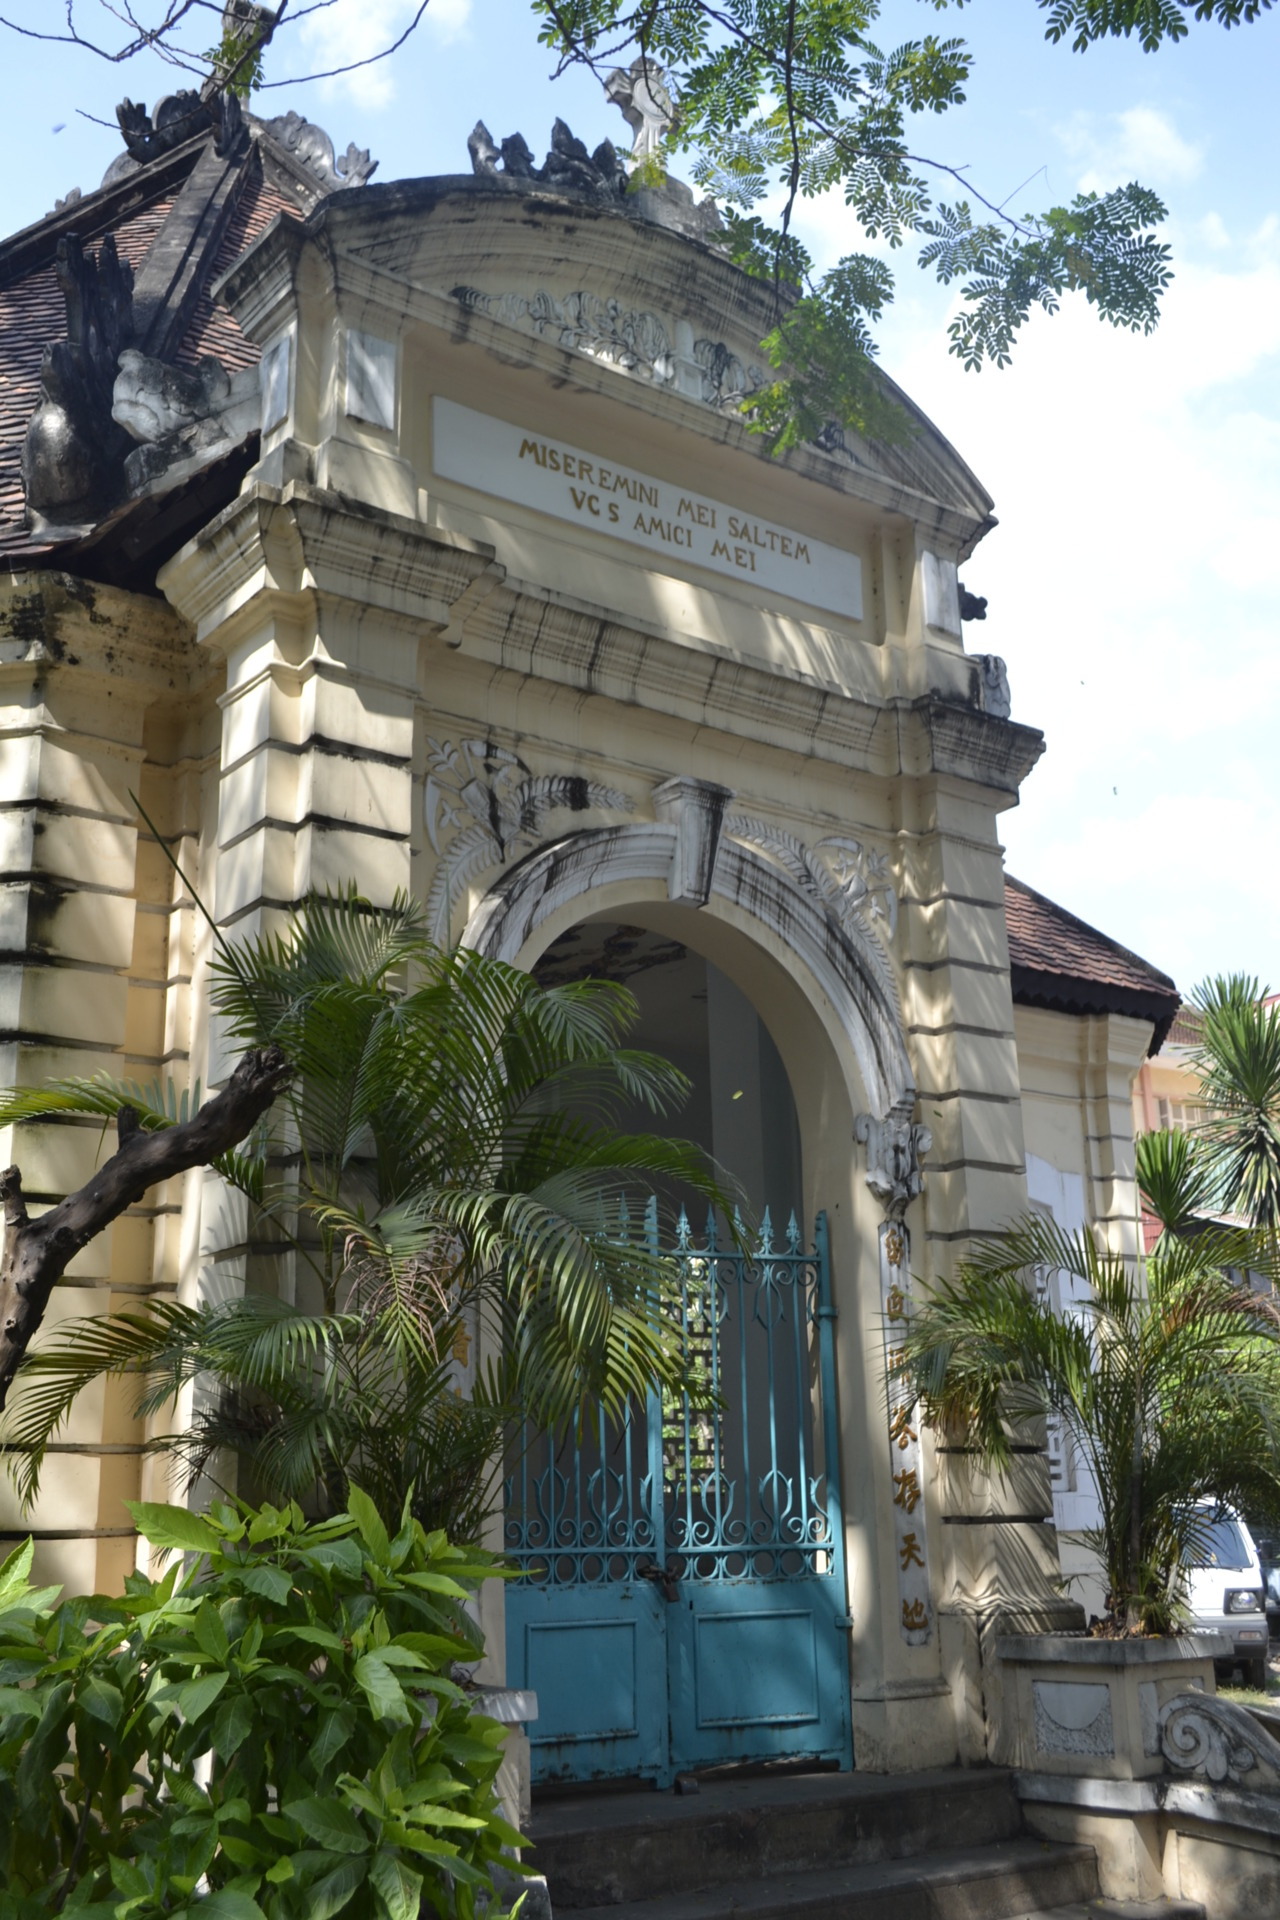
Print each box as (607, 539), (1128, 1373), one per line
(159, 484), (1037, 800)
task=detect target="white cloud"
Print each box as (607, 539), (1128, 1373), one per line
(1055, 104), (1205, 195)
(297, 0), (471, 110)
(832, 227), (1280, 992)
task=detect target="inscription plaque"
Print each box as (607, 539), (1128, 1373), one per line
(432, 397), (863, 620)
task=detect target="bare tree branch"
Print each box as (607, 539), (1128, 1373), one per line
(0, 1045), (292, 1413)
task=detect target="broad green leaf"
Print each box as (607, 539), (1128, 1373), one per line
(269, 1624), (344, 1651)
(127, 1502), (222, 1557)
(186, 1891), (266, 1920)
(0, 1538), (35, 1606)
(402, 1571), (471, 1599)
(248, 1508), (290, 1545)
(0, 1685), (40, 1719)
(392, 1632), (468, 1663)
(355, 1652), (411, 1726)
(284, 1795), (370, 1854)
(407, 1804), (488, 1831)
(264, 1856), (295, 1884)
(311, 1703), (357, 1770)
(370, 1850), (424, 1920)
(178, 1670), (230, 1721)
(346, 1485), (390, 1563)
(212, 1692), (255, 1758)
(365, 1644), (426, 1669)
(238, 1564), (292, 1605)
(77, 1675), (124, 1728)
(307, 1856), (369, 1920)
(194, 1600), (230, 1664)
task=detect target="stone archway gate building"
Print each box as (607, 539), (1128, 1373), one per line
(0, 81), (1179, 1782)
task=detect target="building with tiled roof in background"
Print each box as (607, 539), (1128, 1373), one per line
(0, 34), (1188, 1798)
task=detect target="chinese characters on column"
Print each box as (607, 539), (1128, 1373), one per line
(882, 1222), (933, 1645)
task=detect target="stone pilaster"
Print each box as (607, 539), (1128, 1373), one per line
(0, 572), (207, 1592)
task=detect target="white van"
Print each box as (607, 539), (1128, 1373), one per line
(1185, 1505), (1269, 1690)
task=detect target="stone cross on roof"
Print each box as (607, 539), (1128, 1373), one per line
(605, 57), (676, 162)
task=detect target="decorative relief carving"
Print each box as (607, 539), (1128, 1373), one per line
(450, 285), (764, 414)
(722, 816), (898, 969)
(974, 654), (1012, 720)
(452, 286), (674, 383)
(693, 338), (765, 410)
(1033, 1680), (1115, 1759)
(424, 739), (631, 943)
(1160, 1692), (1280, 1788)
(855, 1107), (932, 1222)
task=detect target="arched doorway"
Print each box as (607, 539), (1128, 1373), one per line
(532, 918), (803, 1228)
(503, 912), (851, 1786)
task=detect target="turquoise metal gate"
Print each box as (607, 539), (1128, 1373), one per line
(504, 1209), (852, 1786)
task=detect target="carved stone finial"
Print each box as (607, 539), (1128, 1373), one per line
(1160, 1692), (1280, 1789)
(500, 132), (538, 179)
(468, 120), (501, 176)
(855, 1105), (931, 1221)
(974, 654), (1011, 720)
(605, 55), (676, 161)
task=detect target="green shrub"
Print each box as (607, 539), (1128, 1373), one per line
(0, 1490), (523, 1918)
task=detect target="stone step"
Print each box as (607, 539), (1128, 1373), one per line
(999, 1903), (1205, 1920)
(530, 1767), (1023, 1907)
(549, 1838), (1098, 1920)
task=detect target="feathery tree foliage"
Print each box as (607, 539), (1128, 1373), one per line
(1134, 1125), (1220, 1238)
(1187, 974), (1280, 1243)
(901, 1211), (1280, 1634)
(6, 0), (1276, 448)
(0, 890), (728, 1537)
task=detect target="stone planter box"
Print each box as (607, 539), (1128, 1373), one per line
(472, 1685), (538, 1835)
(995, 1632), (1232, 1780)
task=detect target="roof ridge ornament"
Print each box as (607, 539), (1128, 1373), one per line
(21, 233), (136, 529)
(255, 109), (377, 191)
(466, 117), (627, 202)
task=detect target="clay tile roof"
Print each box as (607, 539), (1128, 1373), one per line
(174, 173), (299, 371)
(1004, 874), (1180, 1054)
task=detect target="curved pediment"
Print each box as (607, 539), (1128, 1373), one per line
(226, 173), (994, 542)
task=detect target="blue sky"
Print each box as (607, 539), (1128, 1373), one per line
(4, 0), (1278, 997)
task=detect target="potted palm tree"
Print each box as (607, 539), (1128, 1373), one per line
(901, 1206), (1280, 1778)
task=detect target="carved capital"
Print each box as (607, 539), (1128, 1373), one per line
(855, 1103), (931, 1221)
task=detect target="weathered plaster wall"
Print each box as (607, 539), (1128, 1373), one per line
(0, 570), (220, 1592)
